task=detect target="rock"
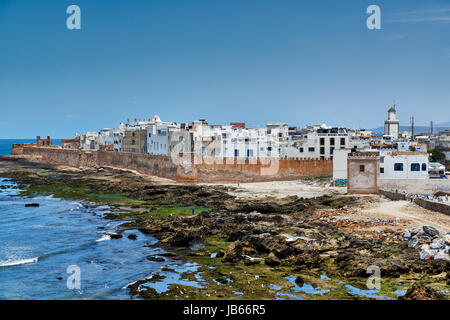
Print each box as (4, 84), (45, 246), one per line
(216, 249), (225, 258)
(399, 282), (446, 300)
(110, 234), (123, 239)
(264, 252), (281, 267)
(161, 230), (196, 246)
(383, 227), (393, 234)
(147, 256), (165, 262)
(434, 251), (450, 262)
(294, 250), (321, 268)
(239, 202), (280, 214)
(419, 244), (435, 260)
(243, 255), (263, 266)
(444, 234), (450, 245)
(222, 241), (243, 263)
(403, 230), (411, 240)
(25, 203), (39, 207)
(127, 234), (138, 240)
(294, 276), (304, 286)
(408, 236), (420, 248)
(430, 239), (444, 250)
(423, 226), (439, 237)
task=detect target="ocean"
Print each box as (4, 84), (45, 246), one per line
(0, 139), (200, 299)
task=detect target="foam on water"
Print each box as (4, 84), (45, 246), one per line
(0, 257), (38, 268)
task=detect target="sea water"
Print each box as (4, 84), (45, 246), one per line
(0, 177), (171, 299)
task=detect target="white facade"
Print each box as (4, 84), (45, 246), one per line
(147, 123), (169, 156)
(384, 106), (400, 140)
(168, 127), (192, 156)
(113, 125), (126, 152)
(379, 151), (429, 179)
(99, 128), (114, 146)
(332, 149), (352, 182)
(80, 132), (100, 150)
(280, 125), (351, 159)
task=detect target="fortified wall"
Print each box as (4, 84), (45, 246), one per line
(12, 144), (332, 183)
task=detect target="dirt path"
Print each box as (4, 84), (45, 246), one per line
(316, 196), (450, 237)
(358, 198), (450, 232)
(203, 180), (346, 199)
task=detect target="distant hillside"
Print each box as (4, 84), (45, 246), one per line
(370, 125), (450, 135)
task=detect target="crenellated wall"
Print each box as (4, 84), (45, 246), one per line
(11, 145), (332, 183)
(195, 157), (332, 183)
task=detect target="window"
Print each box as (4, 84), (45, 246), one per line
(234, 149), (239, 157)
(330, 138), (335, 145)
(360, 165), (365, 172)
(380, 167), (384, 174)
(308, 147), (315, 152)
(330, 147), (334, 155)
(320, 138), (325, 145)
(300, 147), (304, 152)
(320, 147), (325, 155)
(422, 163), (427, 171)
(411, 163), (420, 171)
(340, 138), (345, 146)
(394, 163), (404, 171)
(380, 156), (384, 163)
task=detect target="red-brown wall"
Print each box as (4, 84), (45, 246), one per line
(11, 145), (332, 183)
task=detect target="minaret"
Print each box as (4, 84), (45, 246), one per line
(384, 105), (400, 139)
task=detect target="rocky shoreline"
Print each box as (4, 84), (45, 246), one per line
(0, 155), (448, 300)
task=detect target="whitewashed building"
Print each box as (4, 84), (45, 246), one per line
(99, 128), (115, 146)
(80, 132), (100, 150)
(379, 151), (429, 179)
(146, 116), (177, 156)
(280, 125), (352, 159)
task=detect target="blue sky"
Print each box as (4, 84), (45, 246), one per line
(0, 0), (449, 138)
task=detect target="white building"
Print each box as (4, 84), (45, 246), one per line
(168, 127), (193, 156)
(80, 132), (100, 150)
(397, 140), (427, 152)
(332, 149), (352, 185)
(99, 128), (115, 146)
(379, 151), (429, 179)
(280, 125), (352, 159)
(146, 116), (177, 156)
(113, 123), (127, 152)
(384, 106), (400, 140)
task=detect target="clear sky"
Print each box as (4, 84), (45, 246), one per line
(0, 0), (449, 138)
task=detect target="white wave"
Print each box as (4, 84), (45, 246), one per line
(0, 257), (38, 267)
(96, 235), (111, 242)
(122, 280), (138, 289)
